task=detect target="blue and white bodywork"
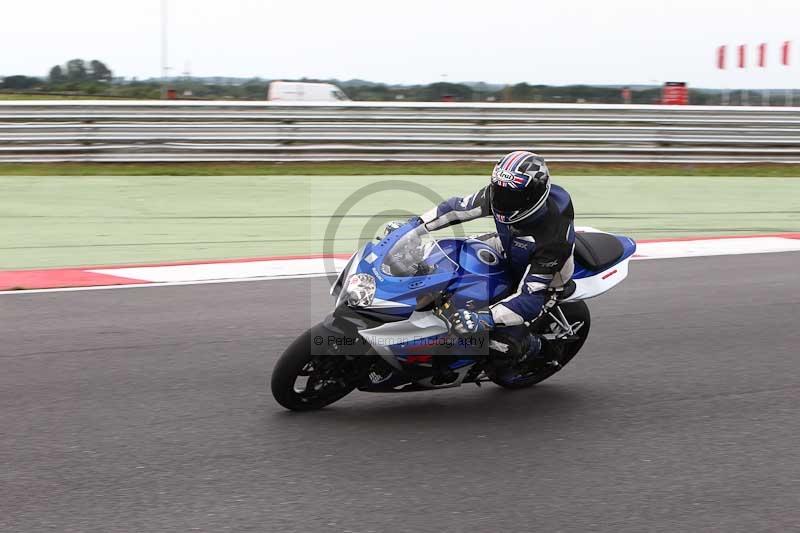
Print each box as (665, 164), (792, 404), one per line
(329, 221), (636, 388)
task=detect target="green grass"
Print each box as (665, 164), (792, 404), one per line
(2, 162), (800, 177)
(1, 174), (799, 269)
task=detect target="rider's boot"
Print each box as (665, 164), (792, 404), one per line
(489, 328), (542, 366)
(432, 355), (459, 385)
(516, 333), (543, 364)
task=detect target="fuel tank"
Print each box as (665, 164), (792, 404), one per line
(442, 238), (510, 309)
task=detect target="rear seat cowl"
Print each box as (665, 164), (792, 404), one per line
(574, 233), (625, 271)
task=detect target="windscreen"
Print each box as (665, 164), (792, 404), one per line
(382, 225), (459, 278)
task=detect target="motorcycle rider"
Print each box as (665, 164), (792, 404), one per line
(419, 151), (575, 363)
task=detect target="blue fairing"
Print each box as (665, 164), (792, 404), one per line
(349, 240), (459, 317)
(348, 225), (512, 318)
(446, 239), (510, 309)
(348, 223), (636, 316)
(343, 223), (635, 375)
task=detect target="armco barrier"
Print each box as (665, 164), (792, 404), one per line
(2, 100), (800, 163)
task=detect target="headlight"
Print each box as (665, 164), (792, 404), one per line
(344, 273), (376, 308)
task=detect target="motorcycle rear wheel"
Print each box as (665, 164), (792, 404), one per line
(491, 300), (591, 389)
(271, 326), (357, 411)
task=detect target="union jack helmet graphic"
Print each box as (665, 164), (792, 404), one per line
(489, 151), (551, 224)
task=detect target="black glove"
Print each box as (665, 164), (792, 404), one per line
(450, 309), (495, 335)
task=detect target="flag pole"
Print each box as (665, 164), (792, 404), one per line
(161, 0), (169, 99)
(758, 43), (768, 106)
(738, 44), (748, 106)
(783, 41), (793, 107)
(717, 45), (728, 105)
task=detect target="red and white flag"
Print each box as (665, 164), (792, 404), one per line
(717, 45), (726, 69)
(758, 43), (767, 67)
(738, 44), (747, 68)
(781, 41), (791, 66)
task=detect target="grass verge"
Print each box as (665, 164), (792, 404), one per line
(2, 174), (799, 269)
(2, 162), (800, 177)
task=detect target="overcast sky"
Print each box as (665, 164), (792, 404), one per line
(2, 0), (799, 88)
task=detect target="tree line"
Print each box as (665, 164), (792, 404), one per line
(0, 59), (771, 105)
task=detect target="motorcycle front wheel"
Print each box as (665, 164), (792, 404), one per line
(270, 326), (357, 411)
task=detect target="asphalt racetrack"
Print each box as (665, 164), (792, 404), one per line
(2, 252), (799, 532)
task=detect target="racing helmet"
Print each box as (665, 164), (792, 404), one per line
(489, 151), (551, 225)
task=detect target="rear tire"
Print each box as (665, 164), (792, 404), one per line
(491, 301), (591, 389)
(271, 326), (357, 411)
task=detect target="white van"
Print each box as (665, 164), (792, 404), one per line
(267, 81), (350, 102)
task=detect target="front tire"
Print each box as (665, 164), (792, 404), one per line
(271, 326), (357, 411)
(491, 300), (591, 389)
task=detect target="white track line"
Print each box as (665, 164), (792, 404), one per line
(0, 272), (334, 296)
(88, 257), (346, 283)
(635, 237), (800, 260)
(2, 236), (800, 296)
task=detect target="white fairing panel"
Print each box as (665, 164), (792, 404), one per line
(360, 311), (449, 358)
(563, 258), (631, 302)
(360, 311), (475, 388)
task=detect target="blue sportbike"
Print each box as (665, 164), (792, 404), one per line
(271, 221), (636, 410)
